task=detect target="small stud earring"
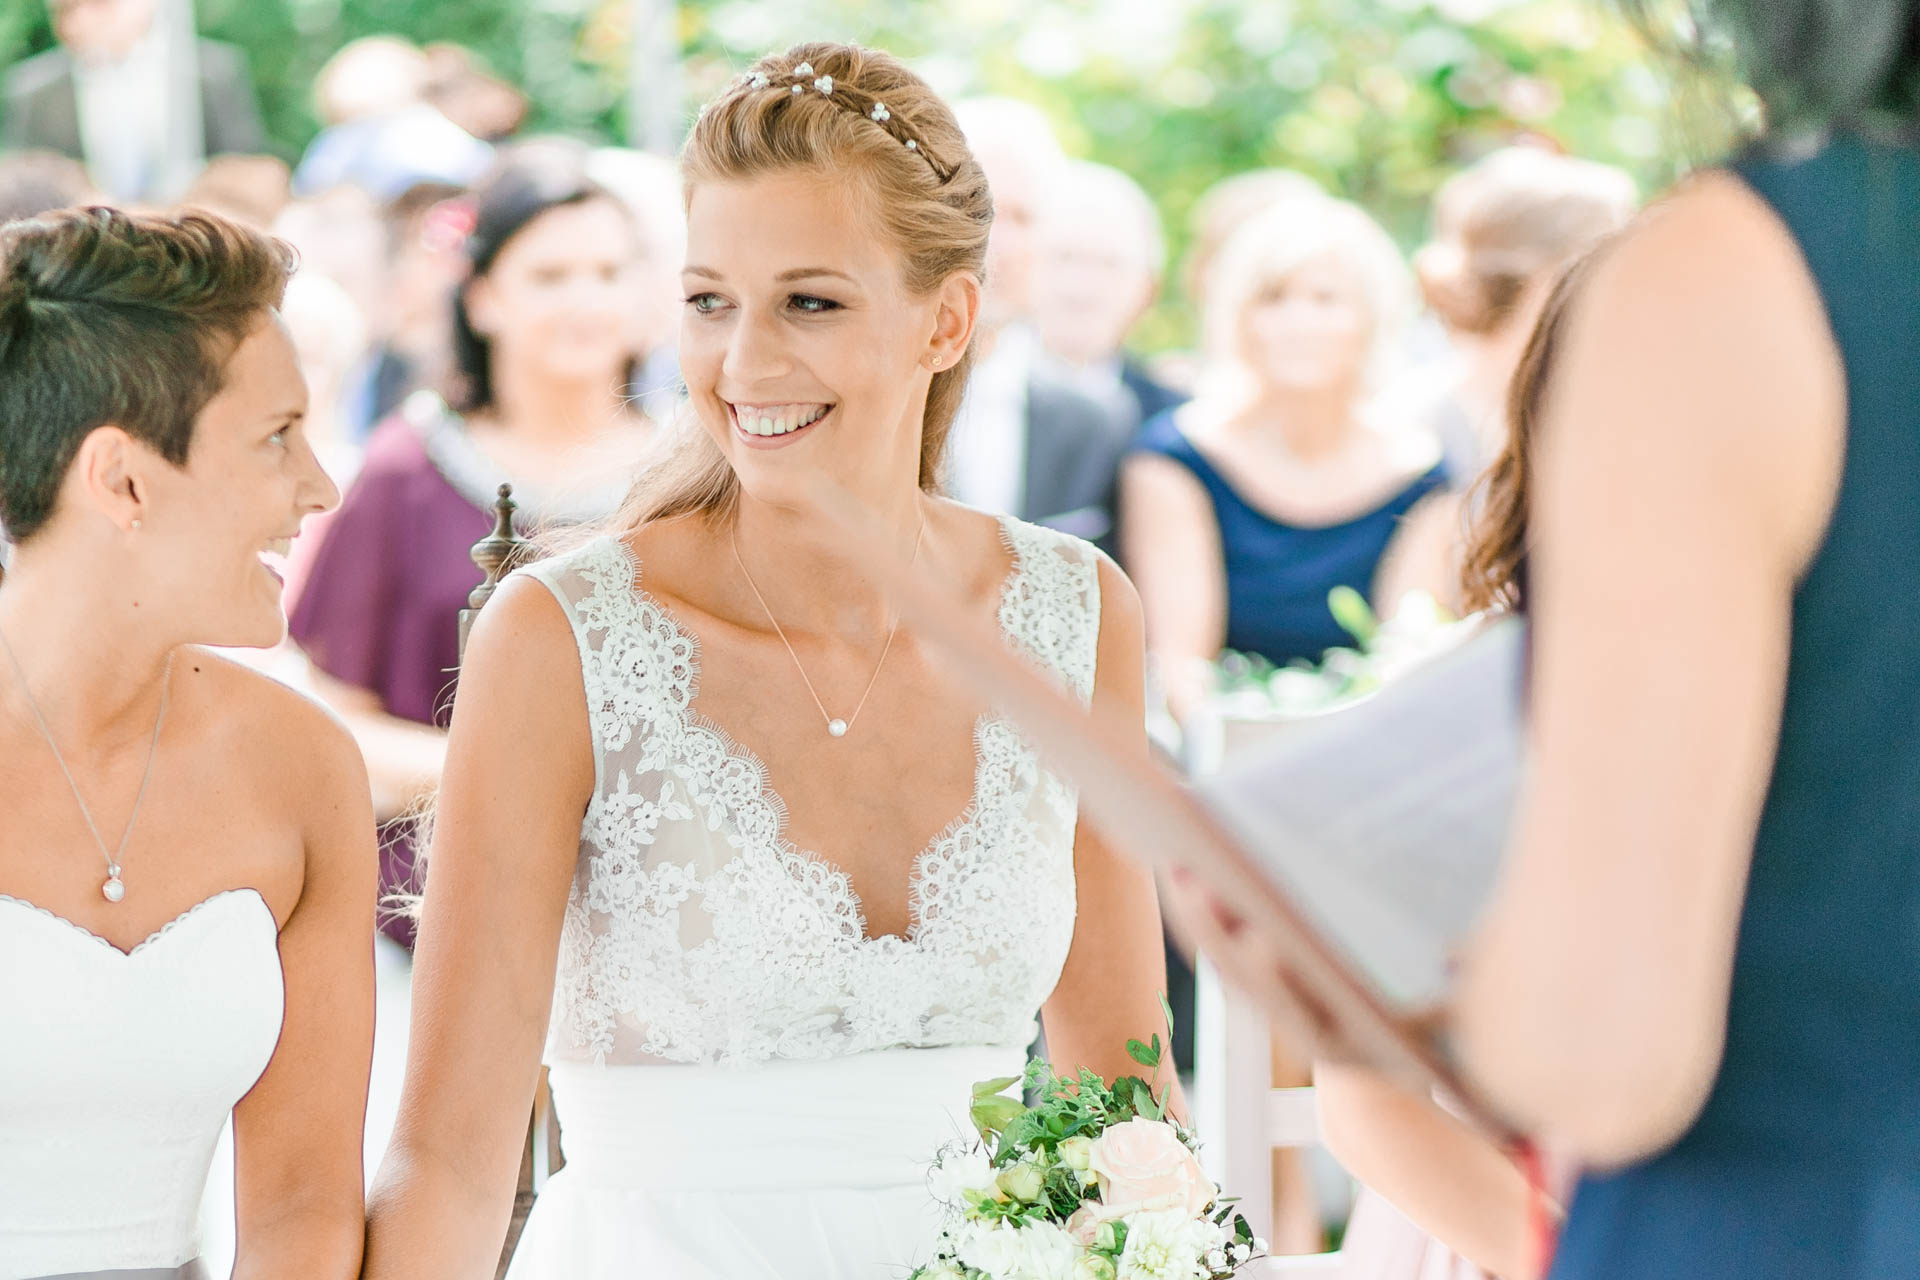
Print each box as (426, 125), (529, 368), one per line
(130, 519), (142, 531)
(928, 355), (942, 369)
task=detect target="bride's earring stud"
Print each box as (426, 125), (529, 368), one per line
(130, 519), (141, 530)
(928, 355), (942, 369)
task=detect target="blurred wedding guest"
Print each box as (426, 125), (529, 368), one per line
(178, 152), (292, 229)
(0, 204), (370, 1279)
(1316, 256), (1601, 1280)
(281, 270), (371, 487)
(1033, 160), (1184, 433)
(423, 42), (529, 144)
(286, 145), (657, 947)
(3, 0), (264, 203)
(586, 146), (688, 417)
(271, 183), (387, 338)
(949, 98), (1132, 550)
(1410, 146), (1636, 481)
(1148, 167), (1327, 396)
(1181, 167), (1326, 321)
(293, 35), (493, 201)
(0, 147), (95, 222)
(1374, 147), (1634, 611)
(1124, 195), (1444, 721)
(337, 180), (470, 437)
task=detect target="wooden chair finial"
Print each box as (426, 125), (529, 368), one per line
(459, 483), (529, 657)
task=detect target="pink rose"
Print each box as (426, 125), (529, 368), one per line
(1087, 1118), (1215, 1221)
(1065, 1204), (1103, 1246)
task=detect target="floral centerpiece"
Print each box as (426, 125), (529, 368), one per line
(1213, 587), (1471, 718)
(910, 1012), (1267, 1280)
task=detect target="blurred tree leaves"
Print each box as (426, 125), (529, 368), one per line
(3, 0), (1744, 347)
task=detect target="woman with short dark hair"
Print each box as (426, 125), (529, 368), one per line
(0, 207), (373, 1277)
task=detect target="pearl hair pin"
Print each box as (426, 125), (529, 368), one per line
(731, 64), (949, 180)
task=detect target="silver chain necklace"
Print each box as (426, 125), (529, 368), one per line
(729, 516), (926, 739)
(0, 630), (172, 903)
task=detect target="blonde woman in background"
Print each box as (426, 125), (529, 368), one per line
(1122, 195), (1445, 725)
(1375, 147), (1635, 612)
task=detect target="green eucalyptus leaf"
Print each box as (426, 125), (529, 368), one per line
(1328, 584), (1379, 648)
(1125, 1038), (1161, 1069)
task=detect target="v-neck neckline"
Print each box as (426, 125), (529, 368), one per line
(591, 517), (1028, 947)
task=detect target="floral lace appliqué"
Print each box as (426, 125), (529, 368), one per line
(521, 519), (1101, 1067)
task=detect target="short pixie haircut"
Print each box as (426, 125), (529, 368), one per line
(0, 207), (296, 542)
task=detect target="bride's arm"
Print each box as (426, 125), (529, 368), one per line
(230, 690), (378, 1280)
(1041, 556), (1186, 1114)
(363, 577), (594, 1279)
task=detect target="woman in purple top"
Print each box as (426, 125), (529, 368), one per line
(289, 142), (657, 944)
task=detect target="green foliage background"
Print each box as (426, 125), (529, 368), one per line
(2, 1), (1744, 348)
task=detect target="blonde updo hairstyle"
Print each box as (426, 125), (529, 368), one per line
(614, 42), (993, 530)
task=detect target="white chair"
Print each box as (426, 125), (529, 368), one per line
(1194, 957), (1346, 1277)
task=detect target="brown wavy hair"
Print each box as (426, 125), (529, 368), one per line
(612, 42), (993, 531)
(1458, 244), (1611, 613)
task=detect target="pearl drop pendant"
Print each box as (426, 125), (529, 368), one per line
(827, 719), (848, 738)
(102, 867), (125, 903)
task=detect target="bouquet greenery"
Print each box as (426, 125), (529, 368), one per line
(910, 1007), (1267, 1280)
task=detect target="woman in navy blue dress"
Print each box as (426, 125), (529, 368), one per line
(1173, 4), (1920, 1275)
(1455, 5), (1920, 1276)
(1122, 194), (1445, 725)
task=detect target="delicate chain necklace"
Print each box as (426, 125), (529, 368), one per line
(0, 630), (172, 903)
(729, 515), (926, 739)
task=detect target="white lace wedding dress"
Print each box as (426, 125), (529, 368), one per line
(505, 516), (1100, 1279)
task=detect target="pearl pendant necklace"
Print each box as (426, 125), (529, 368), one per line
(0, 630), (171, 904)
(730, 515), (926, 740)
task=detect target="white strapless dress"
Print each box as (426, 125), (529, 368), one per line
(0, 889), (284, 1279)
(505, 519), (1100, 1278)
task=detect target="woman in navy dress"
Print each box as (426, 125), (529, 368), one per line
(1122, 194), (1445, 725)
(1173, 4), (1920, 1275)
(1456, 4), (1920, 1275)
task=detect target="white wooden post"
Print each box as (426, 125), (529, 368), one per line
(626, 0), (682, 155)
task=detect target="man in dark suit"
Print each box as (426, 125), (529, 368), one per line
(1033, 159), (1189, 444)
(949, 99), (1133, 554)
(3, 0), (264, 203)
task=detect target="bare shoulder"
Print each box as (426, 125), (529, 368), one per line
(458, 570), (586, 691)
(177, 648), (364, 788)
(173, 650), (375, 915)
(1554, 168), (1846, 568)
(1579, 168), (1838, 384)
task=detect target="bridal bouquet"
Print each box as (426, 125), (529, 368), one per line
(910, 1026), (1266, 1280)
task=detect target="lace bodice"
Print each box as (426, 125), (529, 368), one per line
(0, 888), (283, 1277)
(520, 517), (1101, 1067)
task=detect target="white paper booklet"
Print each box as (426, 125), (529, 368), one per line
(1197, 616), (1528, 1014)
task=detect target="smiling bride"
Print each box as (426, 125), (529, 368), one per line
(361, 41), (1178, 1280)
